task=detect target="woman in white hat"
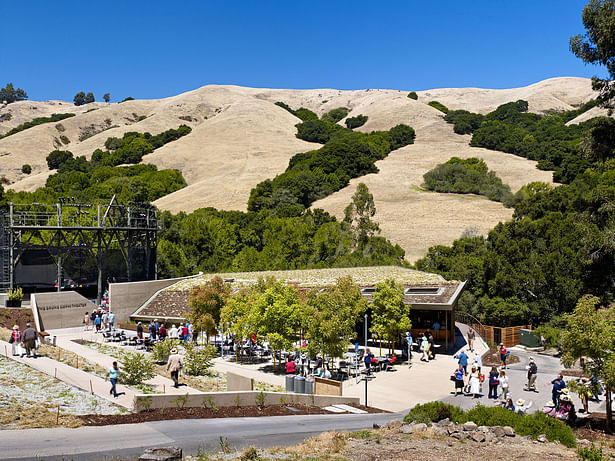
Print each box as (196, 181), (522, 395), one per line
(541, 400), (556, 417)
(515, 398), (533, 415)
(9, 325), (22, 356)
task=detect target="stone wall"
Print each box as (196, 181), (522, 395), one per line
(32, 291), (97, 331)
(132, 391), (360, 412)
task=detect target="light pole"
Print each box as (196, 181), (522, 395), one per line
(364, 313), (368, 349)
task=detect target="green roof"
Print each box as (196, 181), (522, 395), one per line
(165, 266), (449, 292)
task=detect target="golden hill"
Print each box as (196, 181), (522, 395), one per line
(0, 77), (597, 262)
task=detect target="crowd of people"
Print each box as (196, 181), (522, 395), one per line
(8, 323), (40, 358)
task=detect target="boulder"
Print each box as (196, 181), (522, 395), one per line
(434, 427), (449, 437)
(400, 424), (414, 434)
(451, 431), (468, 440)
(503, 426), (515, 437)
(484, 432), (496, 443)
(436, 418), (452, 427)
(492, 426), (506, 437)
(537, 434), (547, 443)
(386, 419), (402, 430)
(413, 423), (428, 433)
(139, 447), (182, 461)
(463, 421), (478, 431)
(471, 431), (485, 443)
(477, 425), (490, 433)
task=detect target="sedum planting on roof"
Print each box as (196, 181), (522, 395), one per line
(167, 266), (448, 292)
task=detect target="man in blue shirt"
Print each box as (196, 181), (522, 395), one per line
(455, 350), (469, 373)
(551, 375), (566, 406)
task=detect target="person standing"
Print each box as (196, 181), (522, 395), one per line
(158, 323), (167, 340)
(498, 369), (509, 400)
(525, 357), (538, 392)
(102, 310), (109, 331)
(467, 328), (476, 352)
(420, 336), (430, 362)
(499, 343), (508, 368)
(94, 314), (102, 333)
(488, 366), (500, 399)
(432, 319), (440, 337)
(453, 365), (465, 396)
(473, 352), (482, 373)
(167, 348), (183, 388)
(469, 366), (481, 398)
(455, 350), (469, 373)
(363, 348), (374, 375)
(136, 322), (144, 339)
(83, 312), (90, 331)
(148, 321), (157, 341)
(428, 333), (436, 360)
(550, 374), (566, 407)
(169, 324), (178, 339)
(106, 361), (119, 398)
(22, 323), (37, 358)
(9, 325), (22, 356)
(108, 311), (115, 330)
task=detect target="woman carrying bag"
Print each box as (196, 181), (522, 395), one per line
(9, 325), (22, 356)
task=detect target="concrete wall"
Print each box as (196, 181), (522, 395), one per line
(109, 275), (196, 323)
(314, 377), (343, 396)
(32, 292), (97, 331)
(226, 372), (253, 391)
(132, 391), (360, 412)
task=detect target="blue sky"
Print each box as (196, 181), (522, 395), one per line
(0, 0), (604, 102)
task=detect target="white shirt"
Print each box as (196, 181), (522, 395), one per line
(169, 327), (179, 338)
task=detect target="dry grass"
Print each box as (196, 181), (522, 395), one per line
(0, 405), (83, 429)
(1, 78), (598, 262)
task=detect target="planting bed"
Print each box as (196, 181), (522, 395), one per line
(78, 403), (383, 426)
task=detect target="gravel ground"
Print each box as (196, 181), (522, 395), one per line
(0, 356), (125, 417)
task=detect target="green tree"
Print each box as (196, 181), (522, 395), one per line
(304, 276), (368, 364)
(343, 183), (380, 249)
(221, 287), (261, 363)
(0, 83), (28, 104)
(73, 92), (86, 106)
(570, 0), (615, 111)
(580, 116), (615, 162)
(21, 164), (31, 174)
(252, 281), (304, 369)
(561, 295), (615, 433)
(371, 279), (411, 353)
(85, 92), (95, 104)
(103, 93), (110, 103)
(187, 276), (230, 336)
(46, 150), (74, 170)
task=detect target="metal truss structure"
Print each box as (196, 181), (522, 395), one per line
(0, 196), (158, 303)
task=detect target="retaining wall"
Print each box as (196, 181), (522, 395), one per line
(31, 291), (97, 331)
(132, 391), (360, 412)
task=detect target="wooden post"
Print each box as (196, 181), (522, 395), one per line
(89, 380), (93, 394)
(76, 356), (78, 369)
(4, 345), (7, 357)
(163, 384), (165, 393)
(56, 404), (60, 425)
(54, 368), (57, 379)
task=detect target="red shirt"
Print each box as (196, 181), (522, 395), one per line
(10, 330), (21, 342)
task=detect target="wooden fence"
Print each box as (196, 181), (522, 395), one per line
(482, 325), (532, 348)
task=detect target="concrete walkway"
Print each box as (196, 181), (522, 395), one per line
(50, 327), (200, 395)
(0, 338), (134, 409)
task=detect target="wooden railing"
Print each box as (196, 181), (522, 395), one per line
(455, 312), (487, 342)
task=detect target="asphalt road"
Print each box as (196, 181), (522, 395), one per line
(0, 411), (402, 461)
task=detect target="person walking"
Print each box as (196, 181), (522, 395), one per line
(488, 366), (500, 399)
(467, 328), (476, 352)
(473, 352), (482, 373)
(428, 333), (436, 360)
(136, 322), (144, 339)
(108, 311), (115, 330)
(453, 365), (465, 396)
(106, 361), (119, 398)
(499, 343), (508, 368)
(9, 325), (22, 356)
(94, 314), (102, 333)
(102, 310), (109, 331)
(22, 323), (37, 358)
(469, 366), (481, 398)
(363, 348), (374, 375)
(525, 357), (538, 392)
(83, 312), (90, 331)
(498, 369), (509, 400)
(158, 323), (167, 340)
(169, 324), (179, 339)
(148, 321), (157, 341)
(167, 348), (183, 388)
(455, 350), (469, 373)
(420, 336), (430, 362)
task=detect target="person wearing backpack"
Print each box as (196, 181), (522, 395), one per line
(525, 357), (538, 392)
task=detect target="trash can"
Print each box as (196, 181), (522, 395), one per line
(285, 374), (296, 392)
(305, 377), (314, 394)
(294, 376), (306, 394)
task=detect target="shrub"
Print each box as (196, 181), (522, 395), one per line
(403, 401), (464, 425)
(321, 107), (349, 123)
(422, 157), (513, 205)
(0, 113), (75, 139)
(150, 339), (181, 363)
(407, 91), (418, 100)
(578, 444), (609, 461)
(427, 101), (449, 114)
(182, 342), (216, 376)
(120, 352), (155, 385)
(120, 97), (135, 103)
(345, 114), (368, 129)
(21, 164), (31, 174)
(46, 150), (74, 170)
(404, 402), (576, 448)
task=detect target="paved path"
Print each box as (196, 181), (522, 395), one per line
(442, 346), (608, 414)
(0, 411), (402, 461)
(0, 338), (134, 409)
(51, 328), (200, 395)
